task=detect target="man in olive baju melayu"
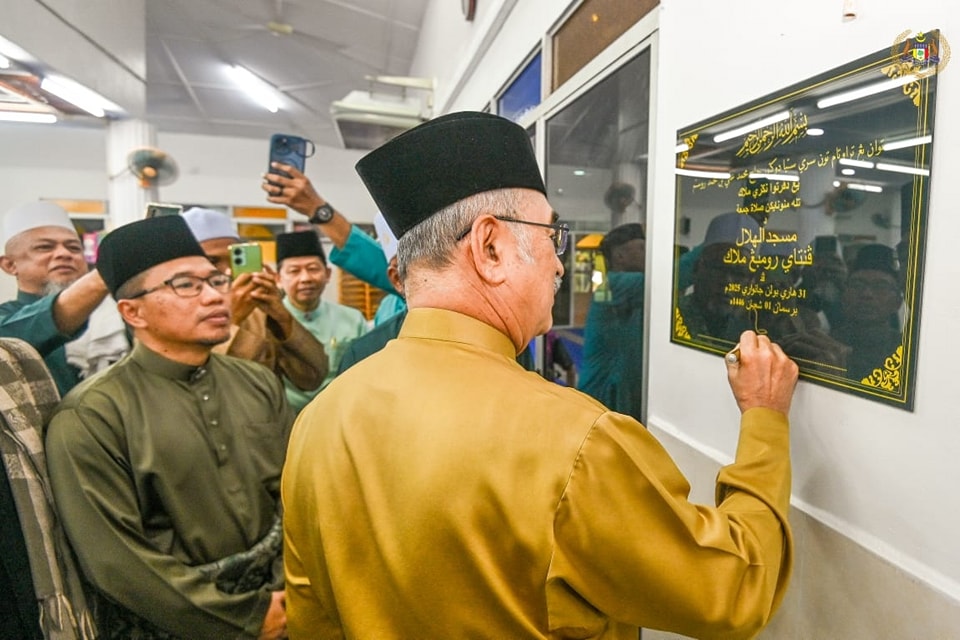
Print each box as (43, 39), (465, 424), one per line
(45, 216), (293, 640)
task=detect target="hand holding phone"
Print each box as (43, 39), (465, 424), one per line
(267, 134), (315, 184)
(229, 243), (263, 279)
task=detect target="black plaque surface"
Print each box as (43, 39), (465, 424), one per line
(671, 31), (942, 410)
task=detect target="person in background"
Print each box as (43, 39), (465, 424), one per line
(45, 215), (291, 640)
(274, 230), (367, 412)
(1, 336), (96, 640)
(281, 111), (799, 639)
(262, 166), (537, 374)
(334, 214), (406, 375)
(261, 164), (400, 315)
(577, 222), (646, 421)
(0, 202), (129, 396)
(830, 243), (904, 380)
(182, 207), (328, 391)
(677, 211), (759, 345)
(370, 211), (405, 325)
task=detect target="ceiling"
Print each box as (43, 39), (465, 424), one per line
(1, 0), (434, 148)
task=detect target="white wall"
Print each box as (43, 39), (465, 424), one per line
(413, 0), (960, 630)
(649, 0), (960, 601)
(0, 123), (379, 302)
(0, 124), (379, 221)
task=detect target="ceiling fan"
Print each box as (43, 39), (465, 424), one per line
(231, 0), (346, 53)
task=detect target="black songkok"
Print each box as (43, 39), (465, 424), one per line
(851, 243), (898, 278)
(276, 230), (326, 264)
(97, 215), (206, 297)
(355, 111), (547, 240)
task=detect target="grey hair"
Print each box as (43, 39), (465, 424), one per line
(395, 188), (533, 281)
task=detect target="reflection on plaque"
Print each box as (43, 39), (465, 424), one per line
(671, 30), (942, 410)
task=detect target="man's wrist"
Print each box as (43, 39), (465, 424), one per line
(309, 201), (336, 224)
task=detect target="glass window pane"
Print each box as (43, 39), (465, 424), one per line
(552, 0), (657, 90)
(545, 49), (650, 421)
(499, 52), (542, 122)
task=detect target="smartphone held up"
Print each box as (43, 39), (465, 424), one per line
(267, 134), (315, 182)
(229, 242), (263, 279)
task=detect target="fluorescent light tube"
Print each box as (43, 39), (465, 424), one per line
(228, 65), (280, 113)
(883, 135), (932, 151)
(713, 110), (791, 143)
(846, 183), (883, 193)
(675, 142), (690, 153)
(748, 172), (799, 182)
(41, 76), (109, 117)
(806, 128), (824, 136)
(817, 74), (918, 109)
(874, 162), (930, 177)
(676, 168), (732, 179)
(0, 111), (57, 124)
(0, 54), (9, 69)
(838, 158), (874, 169)
(0, 36), (31, 62)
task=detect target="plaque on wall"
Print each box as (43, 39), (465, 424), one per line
(671, 30), (943, 410)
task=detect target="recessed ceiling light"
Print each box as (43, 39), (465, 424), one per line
(838, 158), (874, 169)
(228, 65), (281, 113)
(883, 135), (932, 151)
(676, 167), (731, 179)
(713, 110), (791, 143)
(0, 111), (58, 124)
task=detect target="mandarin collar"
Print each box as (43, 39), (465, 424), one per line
(130, 341), (211, 383)
(398, 308), (518, 360)
(16, 290), (44, 304)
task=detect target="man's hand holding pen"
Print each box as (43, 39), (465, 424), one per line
(725, 330), (799, 416)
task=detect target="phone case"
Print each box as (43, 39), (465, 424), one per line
(229, 243), (263, 278)
(268, 134), (314, 179)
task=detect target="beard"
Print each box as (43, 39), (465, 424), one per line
(42, 277), (79, 296)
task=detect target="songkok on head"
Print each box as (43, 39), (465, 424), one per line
(97, 215), (207, 297)
(276, 231), (326, 264)
(851, 243), (898, 277)
(182, 207), (239, 242)
(373, 212), (398, 262)
(703, 212), (761, 247)
(355, 111), (547, 240)
(2, 201), (76, 246)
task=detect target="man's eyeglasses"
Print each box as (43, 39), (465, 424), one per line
(128, 273), (232, 299)
(457, 216), (569, 256)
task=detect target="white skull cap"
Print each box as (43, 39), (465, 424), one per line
(182, 207), (239, 242)
(2, 201), (76, 247)
(373, 211), (398, 262)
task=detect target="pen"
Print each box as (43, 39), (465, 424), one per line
(724, 346), (741, 365)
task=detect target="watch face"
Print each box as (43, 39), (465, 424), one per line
(312, 203), (334, 223)
(462, 0), (476, 21)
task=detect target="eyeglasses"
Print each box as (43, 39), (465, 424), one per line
(456, 215), (569, 256)
(128, 273), (232, 299)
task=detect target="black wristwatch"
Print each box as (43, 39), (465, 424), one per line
(310, 202), (335, 224)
